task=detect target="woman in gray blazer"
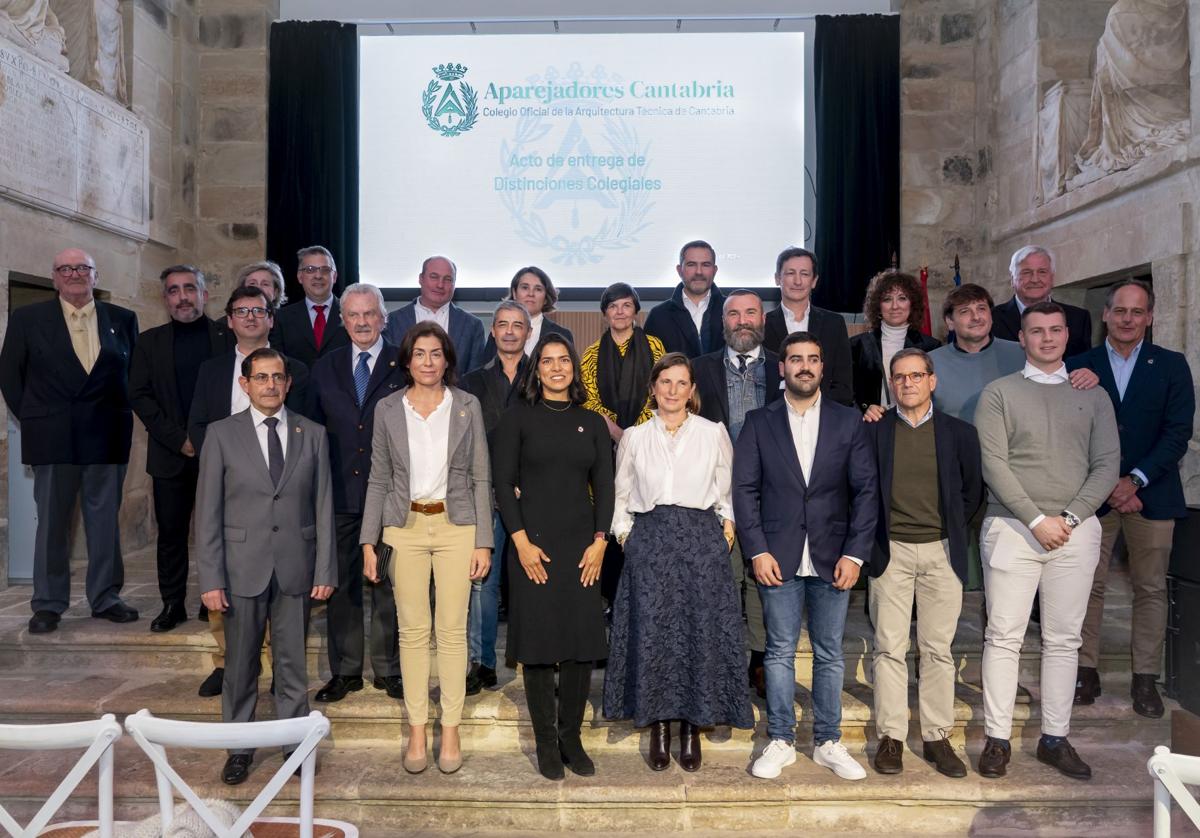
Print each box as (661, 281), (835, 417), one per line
(361, 321), (493, 775)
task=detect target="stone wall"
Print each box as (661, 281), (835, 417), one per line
(900, 0), (1200, 502)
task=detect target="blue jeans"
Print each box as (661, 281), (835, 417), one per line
(758, 575), (849, 745)
(468, 512), (505, 669)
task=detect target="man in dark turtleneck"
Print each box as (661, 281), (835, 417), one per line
(129, 266), (233, 633)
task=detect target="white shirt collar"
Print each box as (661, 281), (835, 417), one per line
(682, 290), (711, 313)
(249, 404), (287, 427)
(1014, 294), (1051, 316)
(726, 345), (762, 365)
(1021, 361), (1069, 383)
(785, 391), (821, 417)
(305, 295), (334, 312)
(414, 298), (449, 318)
(897, 403), (934, 428)
(1105, 337), (1143, 361)
(353, 336), (384, 361)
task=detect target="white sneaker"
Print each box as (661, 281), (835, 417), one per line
(813, 740), (867, 780)
(751, 739), (797, 779)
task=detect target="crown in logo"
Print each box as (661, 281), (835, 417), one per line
(433, 63), (467, 81)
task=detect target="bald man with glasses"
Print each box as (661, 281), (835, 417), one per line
(0, 249), (140, 634)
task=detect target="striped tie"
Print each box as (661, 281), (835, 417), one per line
(354, 351), (371, 405)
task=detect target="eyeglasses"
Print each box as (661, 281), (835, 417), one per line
(298, 266), (334, 276)
(248, 373), (288, 384)
(230, 306), (270, 319)
(891, 371), (930, 385)
(54, 264), (94, 277)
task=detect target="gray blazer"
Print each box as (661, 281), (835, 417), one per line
(360, 386), (493, 550)
(195, 409), (337, 598)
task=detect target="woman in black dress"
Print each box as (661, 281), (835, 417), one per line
(492, 333), (615, 780)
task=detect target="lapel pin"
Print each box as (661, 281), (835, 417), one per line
(459, 409), (467, 417)
(389, 360), (396, 367)
(109, 327), (115, 334)
(578, 426), (584, 433)
(295, 426), (302, 433)
(1148, 358), (1155, 365)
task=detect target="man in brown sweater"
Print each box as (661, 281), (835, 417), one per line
(974, 301), (1119, 782)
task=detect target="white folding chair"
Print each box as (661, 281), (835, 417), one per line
(123, 710), (356, 838)
(1147, 744), (1200, 837)
(0, 714), (122, 838)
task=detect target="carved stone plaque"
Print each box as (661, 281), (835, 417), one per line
(0, 40), (147, 238)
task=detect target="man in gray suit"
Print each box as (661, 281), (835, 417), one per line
(195, 347), (336, 786)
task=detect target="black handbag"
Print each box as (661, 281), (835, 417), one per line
(374, 540), (394, 586)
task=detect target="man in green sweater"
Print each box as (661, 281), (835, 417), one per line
(974, 301), (1119, 782)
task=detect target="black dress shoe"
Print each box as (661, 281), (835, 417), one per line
(198, 667), (224, 697)
(922, 737), (967, 778)
(477, 665), (498, 688)
(559, 737), (595, 776)
(314, 675), (364, 703)
(648, 720), (671, 771)
(222, 754), (252, 785)
(1074, 666), (1101, 705)
(1132, 673), (1164, 719)
(465, 666), (484, 696)
(373, 675), (404, 699)
(873, 735), (903, 774)
(92, 602), (139, 623)
(749, 666), (766, 700)
(150, 603), (187, 633)
(28, 610), (60, 634)
(678, 720), (701, 772)
(1036, 737), (1091, 780)
(978, 736), (1010, 778)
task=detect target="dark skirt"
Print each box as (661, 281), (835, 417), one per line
(602, 505), (754, 729)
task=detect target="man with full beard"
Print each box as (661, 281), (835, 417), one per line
(693, 290), (782, 698)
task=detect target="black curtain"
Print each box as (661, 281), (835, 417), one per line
(267, 21), (359, 301)
(813, 15), (900, 314)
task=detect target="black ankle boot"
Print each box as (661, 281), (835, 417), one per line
(648, 720), (671, 771)
(557, 660), (595, 776)
(678, 720), (701, 772)
(523, 665), (564, 780)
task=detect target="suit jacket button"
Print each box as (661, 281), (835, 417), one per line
(358, 424), (365, 431)
(358, 448), (365, 454)
(353, 469), (360, 476)
(272, 525), (279, 532)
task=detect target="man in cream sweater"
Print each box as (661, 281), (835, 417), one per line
(973, 301), (1119, 782)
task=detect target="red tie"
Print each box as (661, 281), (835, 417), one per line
(313, 304), (327, 349)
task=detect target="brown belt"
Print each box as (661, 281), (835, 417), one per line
(410, 501), (446, 515)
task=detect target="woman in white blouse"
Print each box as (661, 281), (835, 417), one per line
(602, 352), (754, 772)
(361, 322), (492, 776)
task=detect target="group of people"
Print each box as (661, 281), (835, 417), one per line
(0, 240), (1191, 789)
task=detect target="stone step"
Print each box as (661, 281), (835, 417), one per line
(0, 668), (1170, 749)
(0, 738), (1164, 836)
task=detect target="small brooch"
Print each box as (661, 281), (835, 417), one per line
(578, 426), (584, 433)
(459, 410), (467, 417)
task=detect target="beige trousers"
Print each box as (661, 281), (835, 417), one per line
(870, 539), (963, 741)
(1078, 510), (1175, 674)
(209, 609), (271, 671)
(384, 509), (475, 727)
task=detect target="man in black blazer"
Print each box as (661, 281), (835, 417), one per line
(308, 283), (404, 704)
(187, 286), (310, 696)
(0, 248), (140, 634)
(129, 266), (234, 633)
(693, 289), (782, 697)
(762, 247), (853, 406)
(644, 240), (726, 358)
(991, 245), (1093, 357)
(1068, 279), (1195, 718)
(866, 348), (982, 779)
(734, 331), (877, 782)
(268, 245), (350, 370)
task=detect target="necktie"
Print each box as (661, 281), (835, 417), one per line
(354, 351), (371, 405)
(737, 354), (749, 373)
(263, 416), (284, 486)
(312, 304), (327, 349)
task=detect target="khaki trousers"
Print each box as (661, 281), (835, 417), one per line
(384, 509), (475, 727)
(209, 609), (271, 671)
(870, 539), (963, 741)
(981, 515), (1101, 739)
(1078, 510), (1175, 674)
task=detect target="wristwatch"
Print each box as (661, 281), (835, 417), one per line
(1129, 473), (1146, 489)
(1060, 511), (1082, 530)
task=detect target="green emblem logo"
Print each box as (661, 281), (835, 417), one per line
(422, 63), (479, 137)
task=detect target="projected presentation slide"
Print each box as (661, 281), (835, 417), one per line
(360, 33), (805, 288)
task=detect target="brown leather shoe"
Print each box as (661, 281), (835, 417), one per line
(648, 720), (671, 771)
(873, 735), (903, 774)
(1132, 673), (1164, 719)
(1073, 666), (1100, 705)
(977, 736), (1010, 778)
(922, 737), (967, 778)
(1036, 737), (1091, 780)
(678, 720), (701, 772)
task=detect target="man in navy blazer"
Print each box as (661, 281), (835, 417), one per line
(734, 331), (878, 782)
(991, 246), (1093, 357)
(0, 248), (140, 634)
(644, 240), (727, 358)
(268, 245), (351, 370)
(383, 255), (486, 374)
(307, 283), (404, 704)
(1067, 279), (1194, 718)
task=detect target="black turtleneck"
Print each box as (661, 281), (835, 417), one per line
(172, 316), (210, 419)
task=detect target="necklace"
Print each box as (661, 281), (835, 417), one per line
(542, 400), (571, 412)
(663, 414), (687, 435)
